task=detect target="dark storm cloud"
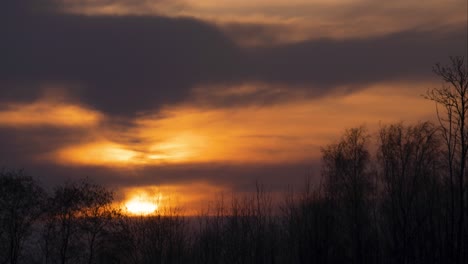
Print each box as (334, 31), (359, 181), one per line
(1, 1), (464, 115)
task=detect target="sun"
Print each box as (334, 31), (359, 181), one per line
(125, 197), (158, 215)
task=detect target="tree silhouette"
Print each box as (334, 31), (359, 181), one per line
(321, 127), (375, 264)
(426, 56), (468, 264)
(0, 170), (45, 264)
(377, 122), (442, 263)
(42, 178), (117, 264)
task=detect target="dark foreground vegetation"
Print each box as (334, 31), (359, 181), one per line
(1, 57), (468, 264)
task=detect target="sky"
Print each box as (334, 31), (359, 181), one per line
(1, 0), (466, 214)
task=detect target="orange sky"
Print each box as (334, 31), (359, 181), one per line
(1, 0), (465, 214)
(0, 81), (438, 213)
(0, 81), (436, 166)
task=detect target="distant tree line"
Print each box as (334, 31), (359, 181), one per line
(1, 57), (467, 263)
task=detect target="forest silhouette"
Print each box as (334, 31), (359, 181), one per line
(1, 57), (468, 264)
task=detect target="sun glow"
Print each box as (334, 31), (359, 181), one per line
(123, 188), (164, 215)
(125, 197), (159, 215)
(121, 184), (226, 215)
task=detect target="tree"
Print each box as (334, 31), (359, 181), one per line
(281, 178), (333, 264)
(118, 201), (189, 264)
(42, 178), (117, 264)
(321, 127), (375, 264)
(78, 181), (120, 264)
(377, 122), (442, 263)
(0, 169), (45, 264)
(426, 56), (468, 264)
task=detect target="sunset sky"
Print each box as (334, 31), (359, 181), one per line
(1, 0), (466, 213)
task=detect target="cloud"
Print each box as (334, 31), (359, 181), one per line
(1, 1), (464, 116)
(0, 82), (435, 168)
(57, 0), (466, 46)
(0, 100), (102, 127)
(0, 0), (464, 211)
(0, 81), (439, 205)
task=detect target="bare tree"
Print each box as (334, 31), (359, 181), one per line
(78, 181), (120, 264)
(281, 178), (333, 264)
(0, 170), (45, 264)
(321, 127), (375, 264)
(377, 122), (442, 263)
(119, 203), (189, 264)
(426, 56), (468, 263)
(193, 195), (227, 264)
(192, 185), (279, 264)
(42, 178), (117, 264)
(45, 181), (85, 264)
(223, 183), (278, 264)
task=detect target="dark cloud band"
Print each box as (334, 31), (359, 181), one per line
(1, 1), (464, 115)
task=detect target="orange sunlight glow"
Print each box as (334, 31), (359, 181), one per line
(49, 81), (434, 167)
(131, 82), (435, 164)
(53, 137), (199, 166)
(54, 142), (143, 166)
(0, 101), (102, 127)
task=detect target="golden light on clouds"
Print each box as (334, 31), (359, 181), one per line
(0, 100), (102, 127)
(55, 142), (144, 166)
(53, 136), (203, 166)
(0, 87), (440, 212)
(45, 81), (435, 167)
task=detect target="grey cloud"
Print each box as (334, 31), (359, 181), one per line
(13, 161), (320, 194)
(1, 1), (464, 116)
(248, 28), (463, 86)
(0, 127), (94, 166)
(2, 11), (240, 115)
